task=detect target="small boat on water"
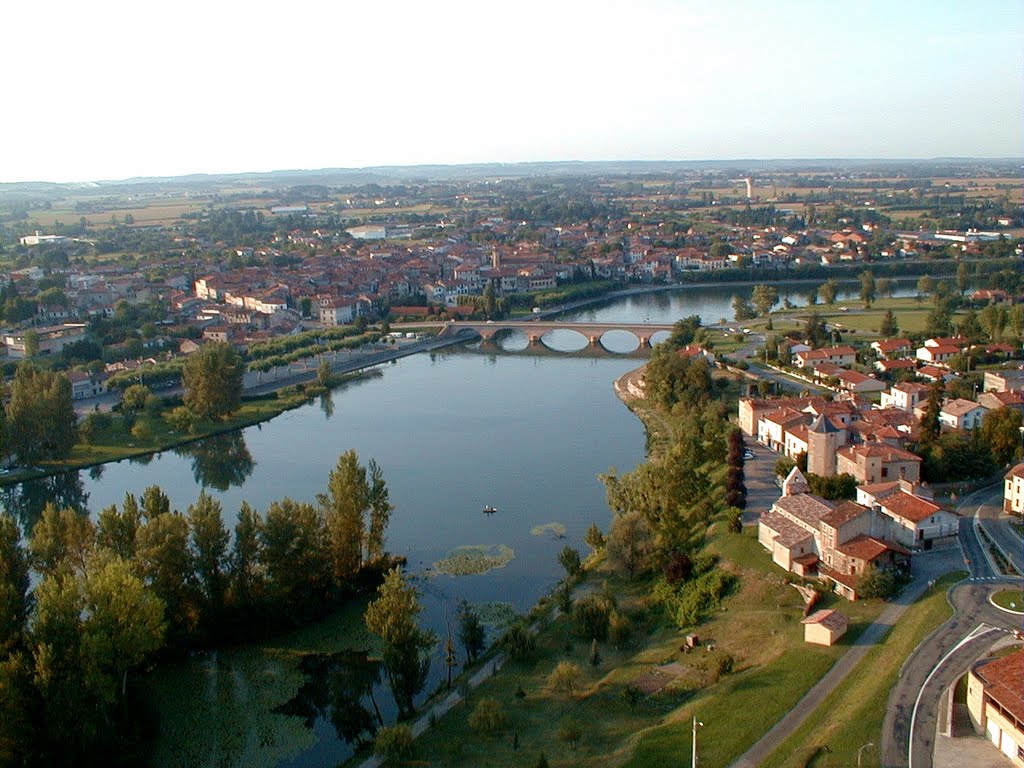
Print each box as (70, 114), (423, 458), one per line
(482, 505), (498, 515)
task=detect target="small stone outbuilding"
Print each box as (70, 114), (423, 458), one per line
(801, 609), (849, 646)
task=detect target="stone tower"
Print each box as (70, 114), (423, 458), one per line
(806, 413), (840, 478)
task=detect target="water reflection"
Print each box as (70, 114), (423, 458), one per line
(319, 392), (335, 419)
(0, 471), (89, 534)
(174, 432), (256, 492)
(275, 651), (384, 752)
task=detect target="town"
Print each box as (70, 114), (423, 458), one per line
(0, 160), (1022, 768)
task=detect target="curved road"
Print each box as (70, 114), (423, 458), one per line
(881, 485), (1024, 768)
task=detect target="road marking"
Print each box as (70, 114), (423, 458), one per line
(908, 623), (999, 768)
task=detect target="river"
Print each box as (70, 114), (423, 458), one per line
(0, 279), (921, 767)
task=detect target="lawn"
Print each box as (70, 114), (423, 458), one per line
(991, 589), (1024, 613)
(759, 571), (968, 768)
(395, 527), (886, 768)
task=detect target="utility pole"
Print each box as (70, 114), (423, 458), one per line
(691, 716), (704, 768)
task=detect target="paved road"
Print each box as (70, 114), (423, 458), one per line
(881, 483), (1023, 768)
(974, 486), (1024, 575)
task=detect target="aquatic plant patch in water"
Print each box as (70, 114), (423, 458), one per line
(432, 545), (515, 576)
(474, 601), (521, 630)
(530, 522), (567, 538)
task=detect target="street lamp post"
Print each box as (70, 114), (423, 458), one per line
(858, 741), (874, 768)
(692, 716), (704, 768)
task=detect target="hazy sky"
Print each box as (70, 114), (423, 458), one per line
(4, 0), (1022, 183)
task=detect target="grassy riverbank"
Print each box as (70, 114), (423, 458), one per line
(760, 571), (967, 768)
(395, 526), (887, 768)
(1, 372), (373, 486)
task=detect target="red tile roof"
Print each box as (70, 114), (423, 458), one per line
(880, 491), (943, 523)
(975, 648), (1024, 727)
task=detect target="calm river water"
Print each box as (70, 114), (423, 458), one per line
(0, 279), (918, 768)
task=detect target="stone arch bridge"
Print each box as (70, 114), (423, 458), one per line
(440, 320), (676, 351)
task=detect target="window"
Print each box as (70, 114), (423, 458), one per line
(881, 467), (889, 479)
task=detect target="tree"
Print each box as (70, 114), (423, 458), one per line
(803, 285), (818, 306)
(605, 511), (656, 579)
(917, 274), (935, 302)
(857, 565), (898, 599)
(979, 303), (1008, 342)
(135, 512), (194, 644)
(96, 499), (140, 561)
(5, 364), (77, 463)
(366, 459), (393, 563)
(364, 567), (436, 718)
(182, 341), (244, 421)
(558, 546), (582, 577)
(751, 285), (779, 317)
(980, 407), (1023, 466)
(187, 492), (229, 626)
(319, 450), (370, 584)
(81, 557), (165, 703)
(29, 503), (95, 577)
(260, 498), (329, 615)
(584, 523), (606, 553)
(859, 270), (876, 308)
(547, 661), (583, 699)
(230, 502), (263, 613)
(819, 279), (839, 306)
(458, 600), (486, 664)
(141, 484), (171, 522)
(374, 724), (413, 764)
(0, 514), (30, 655)
(919, 381), (944, 445)
(880, 309), (900, 338)
(22, 331), (39, 358)
(956, 261), (971, 295)
(121, 384), (152, 413)
(317, 359), (332, 388)
(731, 295), (755, 322)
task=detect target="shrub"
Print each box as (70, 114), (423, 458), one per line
(573, 595), (612, 641)
(673, 570), (736, 629)
(374, 724), (414, 763)
(468, 697), (508, 734)
(500, 622), (536, 660)
(664, 550), (693, 584)
(547, 661), (583, 699)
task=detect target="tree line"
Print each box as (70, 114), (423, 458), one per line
(0, 449), (397, 766)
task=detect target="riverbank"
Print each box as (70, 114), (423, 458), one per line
(0, 333), (466, 487)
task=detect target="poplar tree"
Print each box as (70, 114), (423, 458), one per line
(366, 459), (393, 563)
(187, 492), (229, 624)
(319, 450), (370, 584)
(182, 341), (244, 421)
(364, 567), (435, 717)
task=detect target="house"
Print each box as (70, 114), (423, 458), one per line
(984, 370), (1024, 394)
(875, 358), (918, 376)
(966, 647), (1024, 766)
(834, 369), (887, 394)
(978, 391), (1024, 414)
(758, 468), (909, 598)
(3, 323), (88, 358)
(836, 443), (921, 484)
(916, 344), (960, 364)
(802, 609), (849, 646)
(65, 370), (108, 400)
(857, 481), (959, 548)
(918, 365), (959, 384)
(939, 398), (988, 430)
(794, 346), (857, 369)
(871, 338), (913, 359)
(1005, 463), (1024, 515)
(880, 382), (932, 411)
